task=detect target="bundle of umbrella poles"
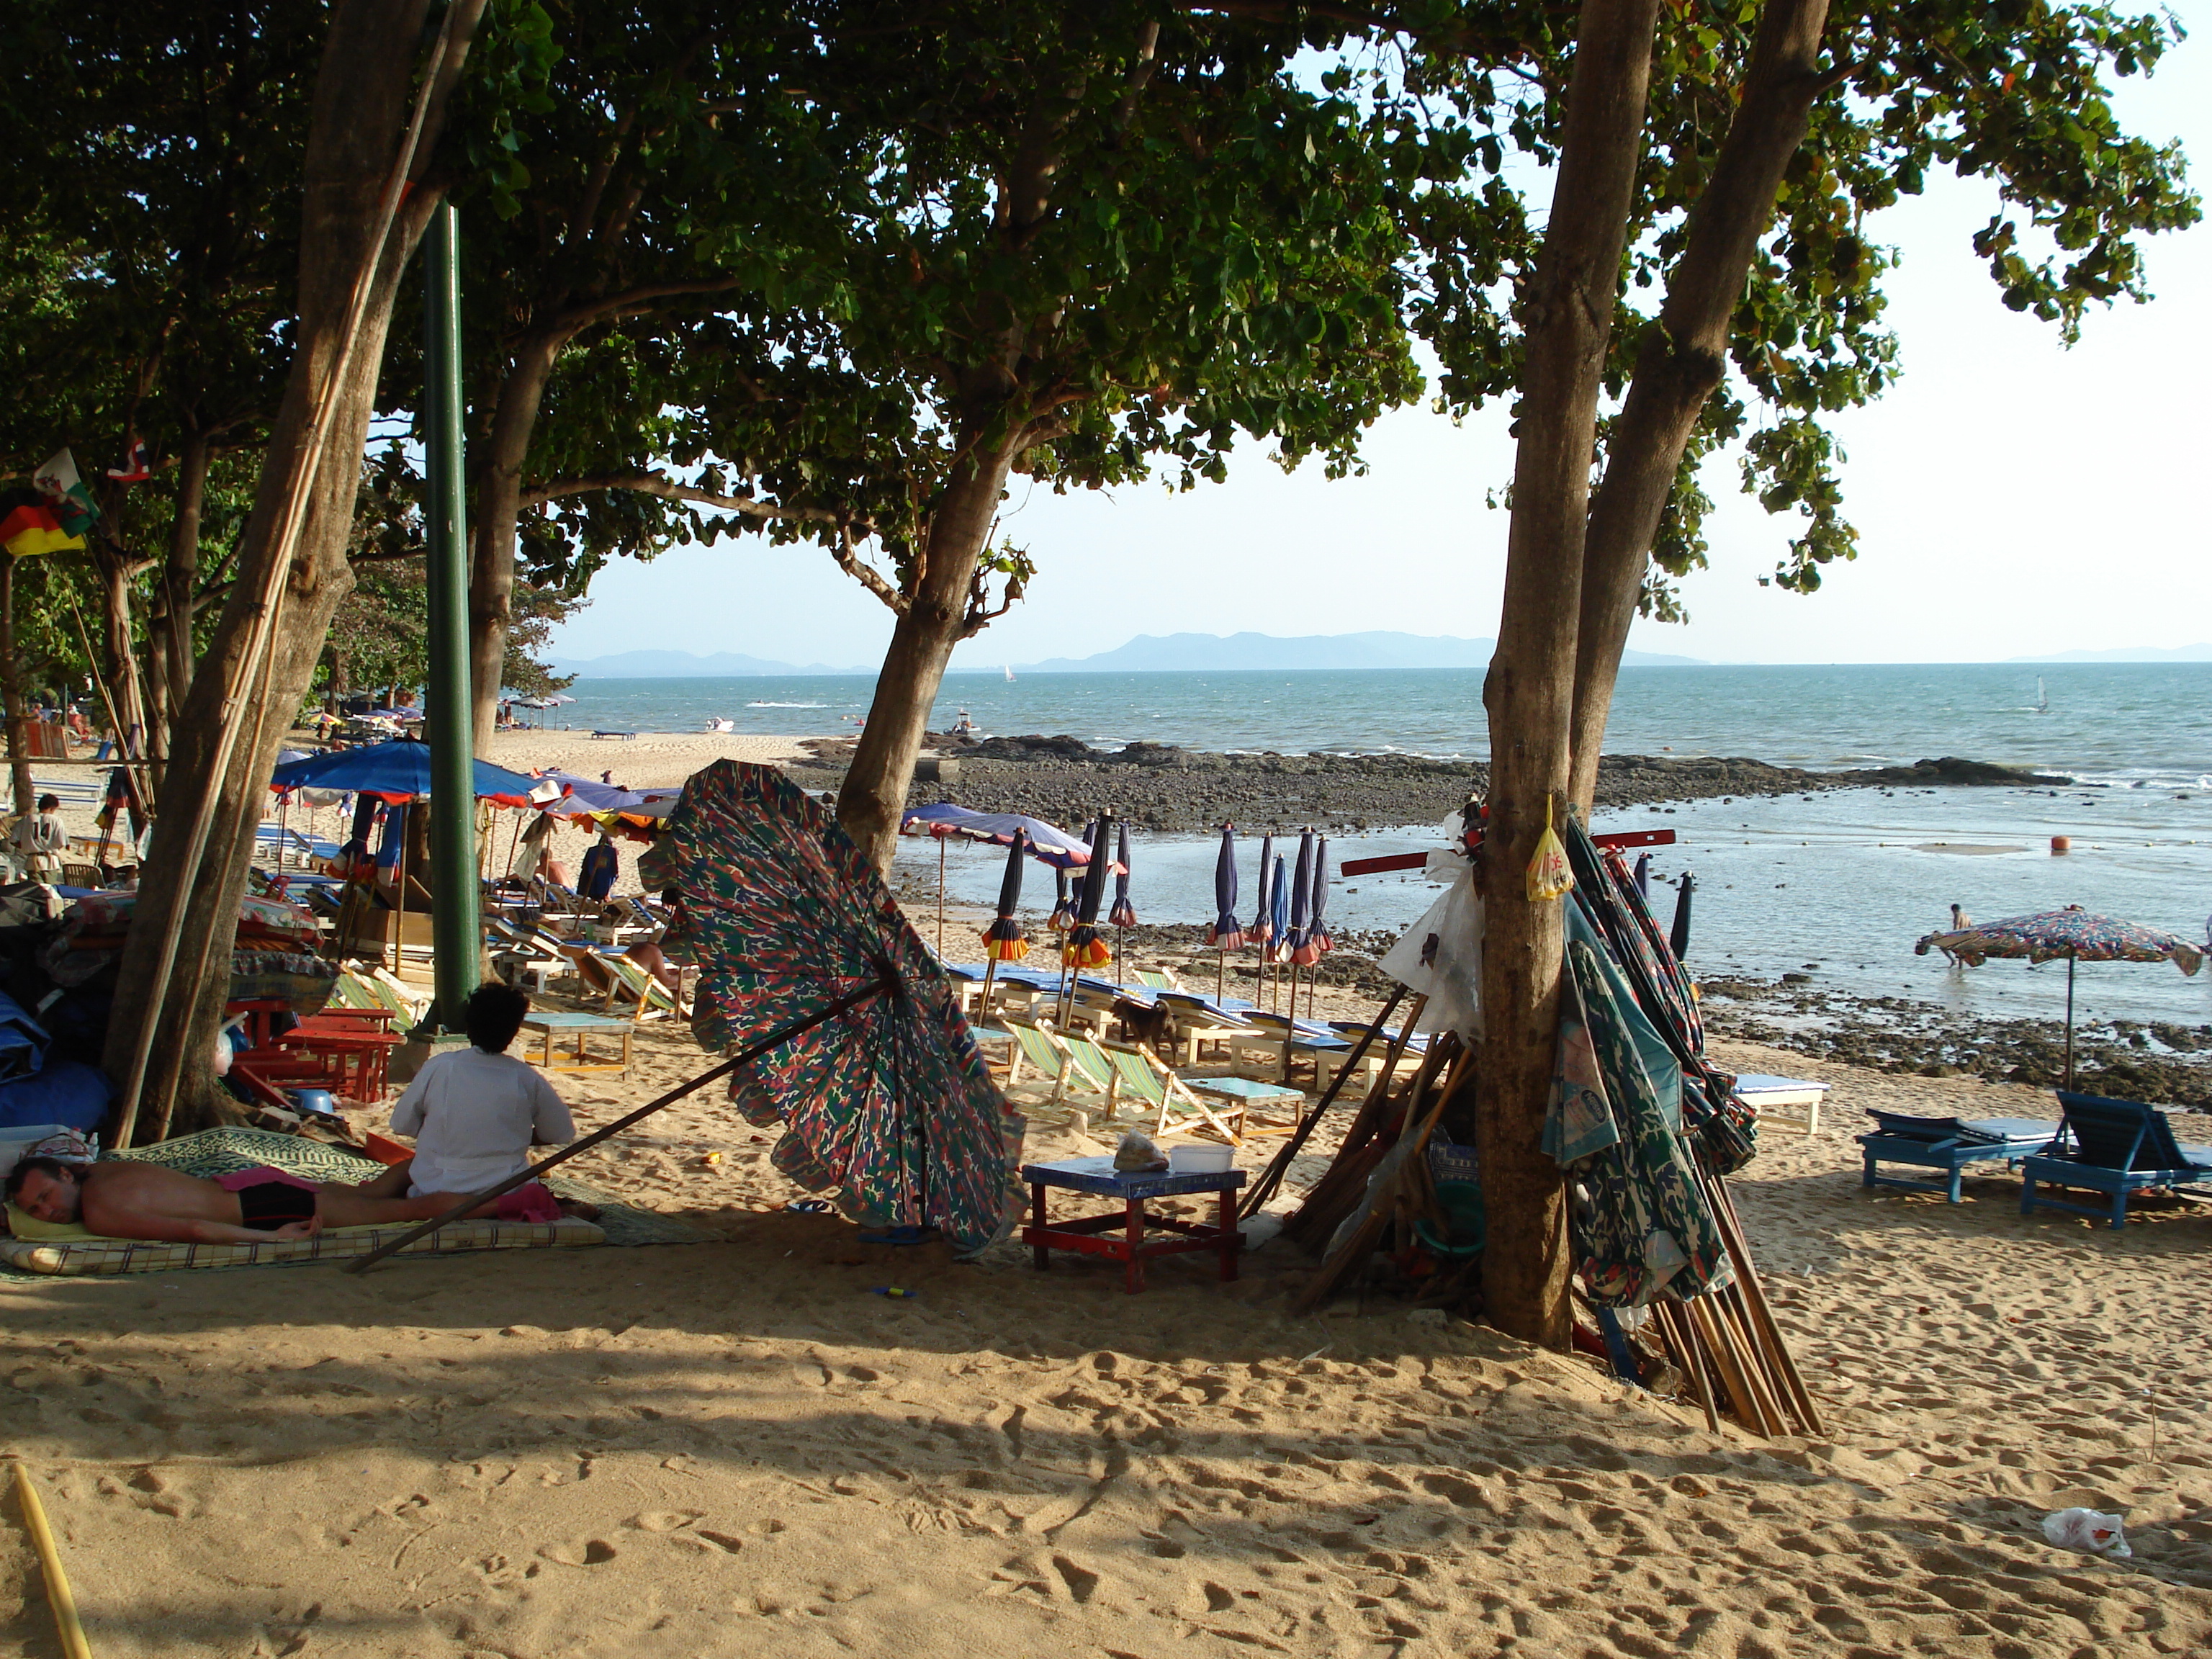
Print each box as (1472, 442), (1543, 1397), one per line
(1237, 818), (1820, 1441)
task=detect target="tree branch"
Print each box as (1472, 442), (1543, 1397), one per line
(521, 471), (868, 536)
(550, 276), (744, 335)
(832, 521), (907, 615)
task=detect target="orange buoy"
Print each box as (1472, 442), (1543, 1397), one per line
(2051, 835), (2071, 854)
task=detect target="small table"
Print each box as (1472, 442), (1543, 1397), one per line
(521, 1012), (634, 1076)
(1022, 1156), (1245, 1294)
(1735, 1071), (1831, 1135)
(1186, 1075), (1304, 1132)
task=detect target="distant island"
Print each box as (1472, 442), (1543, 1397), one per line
(554, 630), (1706, 678)
(960, 630), (1704, 673)
(2004, 644), (2212, 664)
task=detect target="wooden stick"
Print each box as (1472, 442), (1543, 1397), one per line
(1239, 984), (1406, 1215)
(1716, 1285), (1790, 1437)
(1292, 1053), (1470, 1313)
(12, 1464), (94, 1659)
(1653, 1300), (1719, 1432)
(1685, 1296), (1759, 1432)
(346, 977), (887, 1274)
(1704, 1174), (1825, 1437)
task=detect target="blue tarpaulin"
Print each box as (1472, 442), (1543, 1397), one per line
(270, 739), (543, 804)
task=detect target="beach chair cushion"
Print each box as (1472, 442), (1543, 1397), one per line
(2049, 1092), (2212, 1173)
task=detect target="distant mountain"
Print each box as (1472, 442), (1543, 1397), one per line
(958, 630), (1704, 673)
(553, 649), (867, 678)
(2005, 644), (2212, 664)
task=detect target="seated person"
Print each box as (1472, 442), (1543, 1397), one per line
(5, 1154), (498, 1243)
(577, 832), (619, 903)
(387, 983), (588, 1219)
(620, 887), (690, 994)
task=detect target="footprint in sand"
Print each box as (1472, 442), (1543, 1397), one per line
(539, 1539), (620, 1566)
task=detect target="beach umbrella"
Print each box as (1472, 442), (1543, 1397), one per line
(1632, 853), (1652, 902)
(270, 738), (541, 805)
(1669, 871), (1696, 960)
(1047, 868), (1075, 932)
(1061, 814), (1115, 973)
(897, 803), (1092, 868)
(1269, 853), (1291, 1011)
(642, 760), (1022, 1252)
(1249, 832), (1275, 953)
(1287, 832), (1319, 966)
(1305, 836), (1334, 1021)
(976, 830), (1031, 1016)
(1108, 823), (1136, 985)
(1205, 823), (1244, 999)
(1915, 906), (2204, 1089)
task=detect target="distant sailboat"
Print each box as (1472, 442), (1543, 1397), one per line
(2036, 677), (2049, 714)
(1003, 664), (1016, 683)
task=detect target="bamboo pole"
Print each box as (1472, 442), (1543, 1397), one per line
(346, 976), (889, 1274)
(1655, 1299), (1720, 1434)
(1240, 984), (1408, 1216)
(1717, 1285), (1790, 1436)
(12, 1463), (94, 1659)
(1704, 1173), (1824, 1435)
(1686, 1296), (1764, 1433)
(108, 4), (483, 1151)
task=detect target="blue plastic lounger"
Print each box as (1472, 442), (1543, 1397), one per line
(1858, 1110), (2061, 1204)
(2021, 1092), (2212, 1229)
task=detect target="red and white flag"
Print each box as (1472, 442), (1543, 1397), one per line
(105, 439), (151, 483)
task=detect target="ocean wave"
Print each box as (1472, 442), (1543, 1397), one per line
(746, 701), (827, 709)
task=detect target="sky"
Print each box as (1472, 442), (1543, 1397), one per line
(551, 15), (2212, 673)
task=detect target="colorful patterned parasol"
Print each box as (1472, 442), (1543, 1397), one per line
(640, 761), (1024, 1254)
(1915, 905), (2203, 1088)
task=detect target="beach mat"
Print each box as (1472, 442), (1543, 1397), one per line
(0, 1127), (711, 1279)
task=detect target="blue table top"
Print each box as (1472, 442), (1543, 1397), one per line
(1022, 1155), (1246, 1197)
(1187, 1076), (1304, 1102)
(522, 1012), (634, 1032)
(1734, 1072), (1830, 1095)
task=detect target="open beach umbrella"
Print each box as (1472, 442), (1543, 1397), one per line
(897, 803), (1092, 868)
(640, 760), (1024, 1254)
(270, 739), (541, 806)
(1915, 906), (2204, 1089)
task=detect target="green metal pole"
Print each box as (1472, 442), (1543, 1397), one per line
(424, 203), (480, 1033)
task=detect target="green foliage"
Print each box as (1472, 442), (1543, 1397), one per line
(1411, 0), (2195, 608)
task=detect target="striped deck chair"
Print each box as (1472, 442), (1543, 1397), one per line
(1101, 1041), (1245, 1145)
(999, 1016), (1117, 1109)
(1133, 967), (1183, 992)
(603, 953), (683, 1021)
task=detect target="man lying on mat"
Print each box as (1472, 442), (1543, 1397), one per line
(3, 1154), (517, 1243)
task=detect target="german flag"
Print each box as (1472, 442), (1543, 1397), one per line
(0, 490), (83, 558)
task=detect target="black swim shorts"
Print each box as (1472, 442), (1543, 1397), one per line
(234, 1178), (318, 1231)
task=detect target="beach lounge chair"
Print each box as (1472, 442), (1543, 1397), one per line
(998, 1016), (1075, 1097)
(1100, 1041), (1245, 1145)
(1133, 967), (1182, 992)
(603, 953), (684, 1021)
(1154, 992), (1263, 1069)
(997, 1016), (1116, 1109)
(1856, 1111), (2060, 1203)
(2020, 1092), (2212, 1228)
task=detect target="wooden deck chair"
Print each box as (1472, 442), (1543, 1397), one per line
(1101, 1041), (1245, 1145)
(997, 1016), (1074, 1097)
(999, 1016), (1117, 1109)
(603, 953), (683, 1021)
(1053, 1026), (1124, 1108)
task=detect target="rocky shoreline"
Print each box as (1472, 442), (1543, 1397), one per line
(794, 734), (2067, 836)
(1699, 976), (2212, 1111)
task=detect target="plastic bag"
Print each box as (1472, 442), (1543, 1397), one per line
(2041, 1508), (2131, 1557)
(1527, 796), (1573, 902)
(1113, 1130), (1166, 1172)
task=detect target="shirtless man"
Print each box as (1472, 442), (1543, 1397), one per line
(4, 1156), (492, 1244)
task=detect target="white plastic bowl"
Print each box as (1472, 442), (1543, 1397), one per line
(1167, 1143), (1235, 1174)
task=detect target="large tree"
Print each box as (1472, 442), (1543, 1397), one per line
(99, 0), (504, 1143)
(1444, 0), (2195, 1341)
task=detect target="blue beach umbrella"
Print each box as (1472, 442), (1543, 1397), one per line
(270, 739), (541, 805)
(1269, 853), (1290, 963)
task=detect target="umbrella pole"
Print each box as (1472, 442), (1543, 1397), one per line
(389, 805), (407, 975)
(937, 836), (947, 956)
(977, 958), (1000, 1022)
(2064, 954), (2077, 1091)
(346, 976), (893, 1274)
(1216, 948), (1226, 1003)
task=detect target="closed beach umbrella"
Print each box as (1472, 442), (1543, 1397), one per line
(1061, 814), (1115, 971)
(1249, 833), (1275, 950)
(1915, 905), (2203, 1088)
(1287, 832), (1319, 966)
(1205, 824), (1244, 948)
(1269, 853), (1290, 964)
(982, 831), (1031, 962)
(1308, 836), (1333, 957)
(1632, 853), (1652, 902)
(1108, 824), (1136, 930)
(1047, 868), (1075, 932)
(1670, 872), (1696, 961)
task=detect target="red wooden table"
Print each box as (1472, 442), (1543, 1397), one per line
(1021, 1156), (1246, 1294)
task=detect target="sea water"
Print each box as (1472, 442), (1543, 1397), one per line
(551, 662), (2212, 1027)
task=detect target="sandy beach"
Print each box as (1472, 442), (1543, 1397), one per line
(6, 1001), (2209, 1655)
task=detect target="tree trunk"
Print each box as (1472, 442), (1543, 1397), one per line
(1568, 0), (1834, 811)
(835, 433), (1017, 871)
(1476, 0), (1660, 1349)
(467, 331), (562, 752)
(91, 549), (150, 760)
(100, 0), (474, 1143)
(0, 559), (35, 816)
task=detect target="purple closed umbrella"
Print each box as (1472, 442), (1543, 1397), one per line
(1286, 831), (1318, 966)
(1108, 824), (1136, 930)
(1249, 833), (1276, 950)
(1205, 824), (1244, 948)
(1308, 836), (1333, 957)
